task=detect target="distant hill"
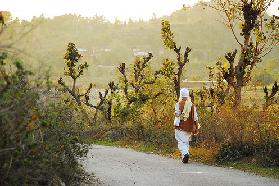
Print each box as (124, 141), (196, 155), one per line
(6, 3), (278, 87)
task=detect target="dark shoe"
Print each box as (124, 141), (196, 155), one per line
(182, 154), (189, 163)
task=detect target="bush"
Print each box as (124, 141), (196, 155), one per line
(216, 142), (257, 163)
(0, 57), (88, 185)
(259, 142), (279, 167)
(199, 104), (279, 166)
(143, 124), (176, 152)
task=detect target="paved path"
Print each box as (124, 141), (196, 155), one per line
(81, 145), (279, 186)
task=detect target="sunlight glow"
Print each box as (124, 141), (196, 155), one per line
(1, 0), (279, 22)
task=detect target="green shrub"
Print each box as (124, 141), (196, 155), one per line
(0, 56), (88, 185)
(216, 142), (257, 163)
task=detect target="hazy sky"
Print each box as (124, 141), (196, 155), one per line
(1, 0), (279, 22)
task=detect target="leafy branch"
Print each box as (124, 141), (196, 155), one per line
(118, 52), (160, 106)
(160, 20), (191, 100)
(205, 0), (278, 107)
(58, 43), (108, 117)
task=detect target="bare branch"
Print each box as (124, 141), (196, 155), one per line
(229, 23), (243, 46)
(118, 62), (129, 100)
(1, 23), (40, 50)
(260, 40), (279, 58)
(79, 83), (93, 97)
(58, 77), (81, 105)
(85, 89), (108, 111)
(0, 147), (16, 154)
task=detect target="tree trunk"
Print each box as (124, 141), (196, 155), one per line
(233, 86), (242, 107)
(174, 77), (180, 101)
(107, 100), (112, 121)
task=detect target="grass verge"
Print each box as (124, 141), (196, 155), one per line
(224, 161), (279, 179)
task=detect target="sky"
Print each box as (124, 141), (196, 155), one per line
(1, 0), (279, 22)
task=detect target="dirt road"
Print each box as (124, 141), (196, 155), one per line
(81, 145), (279, 186)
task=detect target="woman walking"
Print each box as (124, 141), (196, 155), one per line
(174, 88), (198, 163)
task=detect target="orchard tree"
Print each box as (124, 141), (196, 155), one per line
(160, 20), (191, 100)
(206, 0), (279, 107)
(117, 53), (162, 107)
(58, 43), (110, 120)
(113, 52), (169, 125)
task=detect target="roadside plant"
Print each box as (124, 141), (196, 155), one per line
(0, 54), (89, 185)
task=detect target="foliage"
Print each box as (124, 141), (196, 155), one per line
(216, 142), (257, 162)
(0, 54), (89, 185)
(161, 20), (176, 50)
(58, 42), (91, 105)
(113, 52), (162, 123)
(198, 104), (279, 165)
(58, 42), (110, 121)
(160, 20), (192, 99)
(64, 42), (88, 81)
(206, 0), (279, 107)
(204, 60), (230, 106)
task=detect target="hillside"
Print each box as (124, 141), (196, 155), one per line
(4, 3), (278, 87)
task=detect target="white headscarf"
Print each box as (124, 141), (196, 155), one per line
(180, 88), (189, 98)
